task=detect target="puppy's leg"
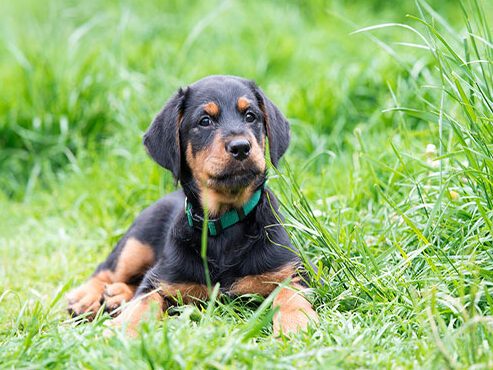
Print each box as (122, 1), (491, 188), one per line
(272, 283), (318, 336)
(103, 282), (138, 313)
(105, 292), (164, 337)
(106, 264), (209, 336)
(66, 269), (113, 319)
(229, 264), (318, 336)
(67, 237), (155, 319)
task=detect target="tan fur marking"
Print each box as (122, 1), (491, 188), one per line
(106, 292), (163, 337)
(185, 134), (224, 186)
(94, 270), (114, 284)
(272, 284), (318, 336)
(114, 238), (155, 283)
(237, 97), (250, 111)
(228, 264), (317, 335)
(204, 102), (219, 116)
(248, 133), (266, 170)
(106, 283), (207, 337)
(229, 264), (296, 297)
(185, 130), (266, 217)
(203, 186), (255, 217)
(161, 282), (209, 304)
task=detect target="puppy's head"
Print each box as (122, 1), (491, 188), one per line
(143, 75), (290, 215)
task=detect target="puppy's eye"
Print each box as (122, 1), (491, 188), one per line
(245, 112), (256, 123)
(199, 117), (212, 127)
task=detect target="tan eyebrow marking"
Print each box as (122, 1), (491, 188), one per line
(204, 102), (219, 116)
(237, 97), (250, 112)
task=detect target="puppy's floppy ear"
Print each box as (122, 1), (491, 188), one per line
(143, 88), (188, 181)
(251, 83), (290, 168)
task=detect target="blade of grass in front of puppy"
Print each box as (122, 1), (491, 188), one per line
(201, 180), (212, 294)
(203, 283), (221, 322)
(240, 281), (288, 341)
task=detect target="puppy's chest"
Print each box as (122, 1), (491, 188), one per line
(205, 236), (258, 280)
(180, 230), (263, 286)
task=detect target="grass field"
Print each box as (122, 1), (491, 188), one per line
(1, 0), (493, 368)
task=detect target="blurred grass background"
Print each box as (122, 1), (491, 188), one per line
(1, 0), (493, 368)
(0, 0), (449, 200)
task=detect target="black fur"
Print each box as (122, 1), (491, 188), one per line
(250, 83), (291, 167)
(143, 88), (188, 181)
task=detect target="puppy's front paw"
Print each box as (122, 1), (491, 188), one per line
(103, 282), (135, 314)
(103, 292), (164, 338)
(67, 271), (114, 319)
(102, 314), (130, 338)
(67, 284), (103, 320)
(273, 306), (318, 337)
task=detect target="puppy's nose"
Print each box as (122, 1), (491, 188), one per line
(226, 138), (251, 161)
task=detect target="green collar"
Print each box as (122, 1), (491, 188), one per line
(185, 188), (262, 236)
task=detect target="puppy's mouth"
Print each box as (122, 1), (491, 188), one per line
(206, 167), (262, 192)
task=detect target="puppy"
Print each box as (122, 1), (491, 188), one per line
(67, 75), (318, 336)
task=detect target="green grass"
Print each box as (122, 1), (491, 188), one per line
(1, 0), (493, 368)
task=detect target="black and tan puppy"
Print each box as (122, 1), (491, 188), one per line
(67, 75), (318, 336)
